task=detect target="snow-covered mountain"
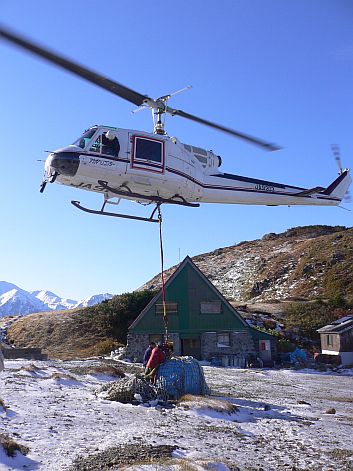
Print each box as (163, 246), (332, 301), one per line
(30, 290), (77, 311)
(0, 288), (46, 316)
(0, 282), (113, 317)
(0, 281), (20, 297)
(74, 294), (113, 308)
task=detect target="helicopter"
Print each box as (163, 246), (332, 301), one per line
(1, 27), (351, 223)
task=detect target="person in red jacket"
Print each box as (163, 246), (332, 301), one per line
(145, 342), (165, 383)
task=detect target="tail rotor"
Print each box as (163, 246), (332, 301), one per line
(331, 144), (351, 202)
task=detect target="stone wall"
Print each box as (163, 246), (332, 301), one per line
(2, 347), (48, 360)
(126, 332), (181, 362)
(126, 333), (150, 362)
(127, 330), (262, 365)
(201, 331), (256, 363)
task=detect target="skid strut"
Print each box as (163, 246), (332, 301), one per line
(71, 200), (160, 223)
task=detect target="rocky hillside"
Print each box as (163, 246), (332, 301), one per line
(140, 225), (353, 304)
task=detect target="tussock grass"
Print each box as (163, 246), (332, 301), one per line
(0, 433), (29, 457)
(21, 363), (41, 373)
(49, 372), (79, 381)
(85, 365), (125, 377)
(177, 394), (238, 415)
(0, 398), (8, 410)
(330, 397), (353, 403)
(68, 365), (125, 377)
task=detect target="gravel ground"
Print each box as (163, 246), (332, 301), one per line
(68, 444), (177, 470)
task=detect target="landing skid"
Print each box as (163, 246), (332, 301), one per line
(71, 200), (160, 223)
(97, 180), (200, 208)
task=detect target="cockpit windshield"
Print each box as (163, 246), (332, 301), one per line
(72, 127), (97, 149)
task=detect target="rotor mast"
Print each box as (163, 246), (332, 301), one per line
(143, 86), (193, 135)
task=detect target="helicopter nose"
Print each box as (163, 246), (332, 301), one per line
(49, 151), (80, 176)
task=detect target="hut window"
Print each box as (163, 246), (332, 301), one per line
(217, 332), (230, 347)
(149, 334), (163, 344)
(200, 301), (222, 314)
(327, 334), (333, 346)
(155, 303), (178, 314)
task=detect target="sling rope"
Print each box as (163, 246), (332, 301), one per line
(157, 204), (168, 341)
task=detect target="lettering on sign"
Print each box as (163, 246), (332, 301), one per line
(70, 182), (106, 191)
(254, 184), (275, 193)
(88, 158), (115, 167)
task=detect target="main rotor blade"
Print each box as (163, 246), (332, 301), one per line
(0, 25), (281, 151)
(166, 107), (281, 151)
(0, 26), (147, 107)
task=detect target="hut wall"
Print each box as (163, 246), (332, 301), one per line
(126, 332), (181, 362)
(340, 329), (353, 352)
(201, 331), (255, 361)
(320, 333), (341, 352)
(126, 333), (150, 362)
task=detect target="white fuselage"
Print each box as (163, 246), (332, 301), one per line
(45, 125), (351, 208)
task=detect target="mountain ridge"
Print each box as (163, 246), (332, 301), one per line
(139, 225), (353, 304)
(0, 282), (113, 317)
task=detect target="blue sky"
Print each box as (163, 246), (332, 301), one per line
(0, 0), (352, 299)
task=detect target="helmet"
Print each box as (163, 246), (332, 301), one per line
(105, 130), (115, 140)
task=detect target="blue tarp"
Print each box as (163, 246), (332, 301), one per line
(289, 347), (307, 364)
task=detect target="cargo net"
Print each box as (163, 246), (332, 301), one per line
(156, 357), (209, 400)
(95, 357), (209, 404)
(96, 374), (168, 404)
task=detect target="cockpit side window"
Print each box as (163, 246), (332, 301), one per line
(89, 131), (120, 157)
(90, 136), (102, 153)
(72, 128), (97, 149)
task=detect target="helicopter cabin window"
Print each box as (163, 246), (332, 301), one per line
(89, 131), (120, 157)
(131, 136), (165, 173)
(195, 154), (207, 168)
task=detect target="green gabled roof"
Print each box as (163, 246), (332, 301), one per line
(129, 255), (249, 331)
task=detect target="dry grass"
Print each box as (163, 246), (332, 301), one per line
(68, 365), (125, 378)
(6, 310), (122, 360)
(49, 372), (79, 381)
(0, 398), (8, 410)
(20, 363), (42, 373)
(177, 394), (238, 415)
(330, 397), (353, 403)
(0, 433), (29, 457)
(85, 365), (125, 377)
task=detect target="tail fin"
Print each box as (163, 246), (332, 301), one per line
(322, 169), (351, 200)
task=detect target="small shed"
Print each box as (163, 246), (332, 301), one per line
(127, 256), (276, 365)
(317, 316), (353, 366)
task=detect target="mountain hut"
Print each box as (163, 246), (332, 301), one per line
(127, 256), (276, 366)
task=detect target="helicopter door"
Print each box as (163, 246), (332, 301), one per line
(130, 135), (165, 174)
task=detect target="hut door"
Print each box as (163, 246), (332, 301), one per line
(181, 338), (201, 359)
(259, 340), (271, 361)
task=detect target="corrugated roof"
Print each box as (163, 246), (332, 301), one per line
(317, 316), (353, 334)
